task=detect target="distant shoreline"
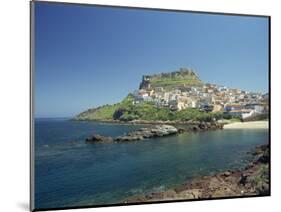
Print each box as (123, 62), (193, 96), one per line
(224, 121), (268, 129)
(72, 119), (269, 129)
(71, 118), (201, 126)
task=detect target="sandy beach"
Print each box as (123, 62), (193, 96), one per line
(224, 121), (269, 129)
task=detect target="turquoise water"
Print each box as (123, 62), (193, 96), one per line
(34, 118), (268, 209)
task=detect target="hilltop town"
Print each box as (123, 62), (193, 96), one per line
(133, 68), (268, 120)
(75, 68), (269, 122)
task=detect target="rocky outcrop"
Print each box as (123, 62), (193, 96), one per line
(115, 125), (178, 142)
(124, 144), (270, 203)
(252, 144), (269, 164)
(85, 134), (113, 143)
(85, 125), (179, 143)
(85, 123), (223, 144)
(190, 122), (223, 132)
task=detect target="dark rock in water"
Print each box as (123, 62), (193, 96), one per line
(86, 125), (179, 143)
(85, 134), (113, 143)
(257, 148), (269, 164)
(253, 144), (269, 155)
(198, 123), (206, 130)
(192, 126), (199, 131)
(252, 144), (269, 164)
(114, 125), (178, 142)
(191, 122), (223, 132)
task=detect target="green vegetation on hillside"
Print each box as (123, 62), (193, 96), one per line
(74, 94), (134, 121)
(75, 94), (223, 122)
(113, 102), (224, 122)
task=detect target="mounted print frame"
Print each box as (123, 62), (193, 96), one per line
(30, 1), (271, 211)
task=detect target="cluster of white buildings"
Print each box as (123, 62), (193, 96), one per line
(132, 82), (269, 120)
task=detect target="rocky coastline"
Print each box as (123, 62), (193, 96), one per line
(123, 144), (270, 203)
(73, 118), (219, 126)
(85, 122), (223, 143)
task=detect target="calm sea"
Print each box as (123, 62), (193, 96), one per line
(34, 118), (268, 209)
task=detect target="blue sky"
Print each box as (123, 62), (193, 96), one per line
(34, 2), (269, 118)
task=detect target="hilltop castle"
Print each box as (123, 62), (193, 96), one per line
(139, 67), (199, 90)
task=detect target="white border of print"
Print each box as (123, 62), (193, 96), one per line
(0, 0), (280, 212)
